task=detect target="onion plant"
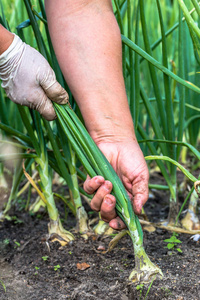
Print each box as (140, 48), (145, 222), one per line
(21, 0), (90, 236)
(54, 103), (163, 283)
(114, 0), (200, 226)
(181, 189), (200, 230)
(0, 111), (79, 235)
(17, 106), (74, 244)
(45, 119), (90, 236)
(55, 121), (89, 235)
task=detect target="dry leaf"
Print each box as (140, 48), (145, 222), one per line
(77, 262), (90, 271)
(143, 224), (156, 232)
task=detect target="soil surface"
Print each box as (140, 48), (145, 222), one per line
(0, 172), (200, 300)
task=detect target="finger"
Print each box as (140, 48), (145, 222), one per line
(132, 192), (148, 215)
(40, 71), (69, 105)
(132, 176), (149, 215)
(44, 80), (69, 105)
(83, 175), (105, 195)
(34, 91), (57, 121)
(90, 181), (112, 211)
(100, 194), (117, 223)
(109, 216), (126, 230)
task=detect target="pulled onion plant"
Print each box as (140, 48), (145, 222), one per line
(55, 103), (163, 283)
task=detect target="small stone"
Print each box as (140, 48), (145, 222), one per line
(97, 244), (106, 251)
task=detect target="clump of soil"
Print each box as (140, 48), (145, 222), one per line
(0, 175), (200, 300)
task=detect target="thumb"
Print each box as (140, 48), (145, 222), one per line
(40, 68), (69, 105)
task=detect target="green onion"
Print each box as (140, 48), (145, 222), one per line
(54, 103), (163, 283)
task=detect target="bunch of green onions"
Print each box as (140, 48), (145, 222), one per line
(55, 102), (163, 283)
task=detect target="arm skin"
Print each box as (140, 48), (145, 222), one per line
(45, 0), (149, 229)
(0, 25), (14, 54)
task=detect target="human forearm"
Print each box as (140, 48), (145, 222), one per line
(45, 0), (135, 143)
(45, 0), (149, 224)
(0, 25), (14, 55)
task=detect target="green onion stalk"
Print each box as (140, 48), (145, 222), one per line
(74, 168), (112, 235)
(0, 124), (49, 219)
(29, 196), (46, 213)
(44, 119), (90, 237)
(68, 146), (89, 236)
(0, 158), (24, 220)
(28, 163), (47, 214)
(17, 106), (74, 245)
(145, 156), (200, 232)
(181, 189), (200, 231)
(0, 162), (8, 191)
(0, 119), (38, 219)
(55, 103), (163, 283)
(0, 156), (36, 222)
(56, 122), (89, 236)
(15, 0), (83, 237)
(34, 155), (74, 245)
(0, 89), (9, 192)
(138, 0), (178, 226)
(93, 218), (109, 235)
(122, 0), (200, 226)
(93, 216), (112, 236)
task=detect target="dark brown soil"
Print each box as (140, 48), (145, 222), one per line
(0, 173), (200, 300)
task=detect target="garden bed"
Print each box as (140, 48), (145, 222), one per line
(0, 174), (200, 300)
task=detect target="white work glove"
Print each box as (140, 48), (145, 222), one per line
(0, 34), (69, 121)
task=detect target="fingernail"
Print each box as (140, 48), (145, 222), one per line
(117, 220), (122, 229)
(94, 177), (101, 184)
(104, 181), (111, 191)
(95, 177), (104, 185)
(60, 96), (69, 104)
(104, 197), (113, 206)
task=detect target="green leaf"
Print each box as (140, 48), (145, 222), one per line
(167, 243), (174, 250)
(164, 238), (173, 243)
(170, 236), (182, 243)
(173, 239), (182, 244)
(121, 35), (200, 95)
(145, 155), (197, 183)
(136, 284), (144, 290)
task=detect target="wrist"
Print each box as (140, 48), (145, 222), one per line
(89, 125), (136, 145)
(0, 35), (24, 92)
(0, 34), (23, 66)
(0, 26), (14, 55)
(80, 101), (136, 144)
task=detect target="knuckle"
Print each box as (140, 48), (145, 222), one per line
(83, 183), (93, 195)
(102, 205), (112, 214)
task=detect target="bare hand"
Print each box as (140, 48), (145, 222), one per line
(83, 139), (149, 230)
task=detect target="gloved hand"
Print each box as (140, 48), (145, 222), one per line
(0, 34), (68, 120)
